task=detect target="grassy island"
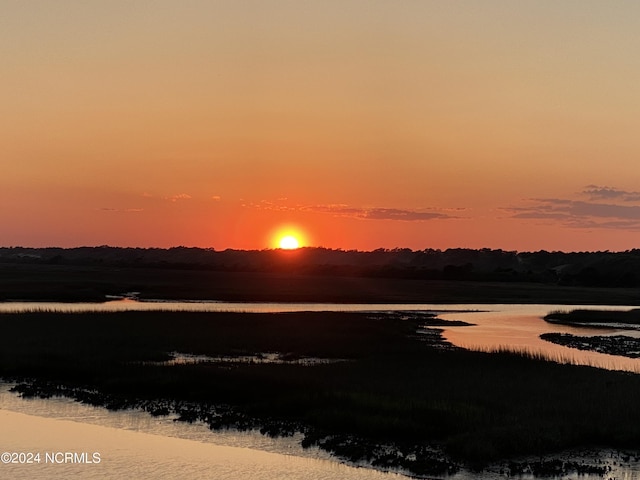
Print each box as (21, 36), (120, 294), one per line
(544, 308), (640, 326)
(3, 309), (640, 476)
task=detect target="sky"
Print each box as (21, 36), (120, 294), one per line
(3, 1), (640, 252)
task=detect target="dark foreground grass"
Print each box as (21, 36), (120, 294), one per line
(2, 310), (640, 474)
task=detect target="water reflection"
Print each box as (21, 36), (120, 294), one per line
(0, 386), (406, 480)
(438, 304), (640, 373)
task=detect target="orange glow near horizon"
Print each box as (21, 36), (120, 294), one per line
(270, 226), (309, 250)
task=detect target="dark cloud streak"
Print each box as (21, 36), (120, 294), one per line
(506, 187), (640, 230)
(582, 185), (640, 202)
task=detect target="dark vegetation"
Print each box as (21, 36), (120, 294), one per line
(2, 246), (640, 304)
(542, 308), (640, 360)
(541, 333), (640, 358)
(545, 308), (640, 326)
(5, 246), (640, 287)
(3, 310), (640, 475)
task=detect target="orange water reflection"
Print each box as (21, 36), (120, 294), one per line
(0, 388), (405, 480)
(439, 304), (640, 373)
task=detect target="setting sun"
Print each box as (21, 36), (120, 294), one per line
(279, 235), (300, 249)
(269, 225), (309, 250)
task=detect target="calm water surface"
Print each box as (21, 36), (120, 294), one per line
(0, 385), (407, 480)
(437, 303), (640, 373)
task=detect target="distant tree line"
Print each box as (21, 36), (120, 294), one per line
(1, 246), (640, 287)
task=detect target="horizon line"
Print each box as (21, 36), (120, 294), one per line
(1, 245), (638, 255)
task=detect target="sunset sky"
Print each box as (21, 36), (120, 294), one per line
(4, 1), (640, 251)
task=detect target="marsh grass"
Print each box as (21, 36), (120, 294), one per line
(544, 308), (640, 325)
(3, 310), (640, 471)
(475, 345), (634, 372)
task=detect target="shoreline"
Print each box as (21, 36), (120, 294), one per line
(3, 378), (627, 479)
(0, 398), (406, 480)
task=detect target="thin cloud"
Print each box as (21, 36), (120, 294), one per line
(309, 205), (453, 221)
(99, 208), (144, 213)
(571, 201), (640, 219)
(246, 200), (294, 212)
(166, 193), (192, 202)
(511, 211), (572, 220)
(506, 195), (640, 230)
(247, 200), (457, 221)
(582, 185), (640, 202)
